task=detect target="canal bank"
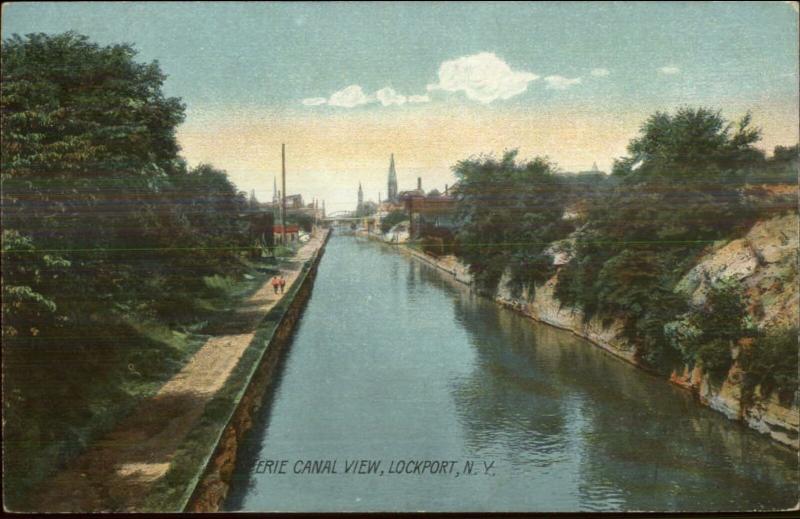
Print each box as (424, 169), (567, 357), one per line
(30, 229), (330, 512)
(225, 234), (798, 512)
(371, 219), (799, 450)
(184, 229), (331, 512)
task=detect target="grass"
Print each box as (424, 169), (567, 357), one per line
(2, 260), (271, 511)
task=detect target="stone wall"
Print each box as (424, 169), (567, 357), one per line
(186, 231), (330, 512)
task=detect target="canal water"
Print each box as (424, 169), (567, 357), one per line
(226, 235), (798, 512)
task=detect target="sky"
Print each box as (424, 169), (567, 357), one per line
(3, 1), (799, 213)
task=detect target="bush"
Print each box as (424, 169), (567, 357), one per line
(740, 327), (799, 403)
(380, 210), (407, 234)
(696, 339), (733, 380)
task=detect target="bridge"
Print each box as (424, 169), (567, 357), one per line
(321, 210), (378, 224)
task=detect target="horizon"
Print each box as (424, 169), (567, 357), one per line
(3, 1), (798, 212)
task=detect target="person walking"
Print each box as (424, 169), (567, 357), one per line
(279, 275), (286, 294)
(271, 275), (280, 294)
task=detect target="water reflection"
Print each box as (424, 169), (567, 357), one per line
(228, 236), (798, 512)
(442, 267), (799, 511)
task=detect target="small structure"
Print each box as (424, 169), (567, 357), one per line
(273, 224), (300, 243)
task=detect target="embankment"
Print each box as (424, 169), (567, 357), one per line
(390, 215), (799, 449)
(183, 230), (330, 512)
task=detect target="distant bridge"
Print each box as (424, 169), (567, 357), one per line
(322, 210), (374, 223)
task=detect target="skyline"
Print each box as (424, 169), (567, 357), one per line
(3, 1), (798, 212)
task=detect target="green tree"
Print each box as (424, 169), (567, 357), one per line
(1, 32), (251, 506)
(453, 150), (571, 294)
(380, 209), (407, 233)
(555, 107), (765, 371)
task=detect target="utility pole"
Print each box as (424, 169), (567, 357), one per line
(281, 143), (287, 246)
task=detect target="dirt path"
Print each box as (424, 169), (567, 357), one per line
(35, 231), (328, 512)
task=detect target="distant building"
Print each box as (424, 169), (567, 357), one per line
(285, 194), (304, 209)
(400, 178), (459, 238)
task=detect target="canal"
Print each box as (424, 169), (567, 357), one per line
(226, 235), (798, 512)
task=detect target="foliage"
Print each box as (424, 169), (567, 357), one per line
(380, 210), (407, 234)
(453, 150), (573, 295)
(1, 32), (255, 507)
(554, 107), (767, 369)
(740, 327), (799, 403)
(356, 200), (377, 217)
(286, 210), (315, 232)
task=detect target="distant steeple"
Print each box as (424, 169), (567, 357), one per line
(591, 161), (599, 172)
(357, 182), (364, 213)
(387, 154), (398, 202)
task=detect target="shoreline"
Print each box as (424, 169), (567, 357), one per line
(363, 232), (798, 451)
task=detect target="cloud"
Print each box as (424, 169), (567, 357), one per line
(408, 94), (430, 104)
(303, 85), (430, 108)
(426, 52), (539, 103)
(376, 87), (407, 106)
(544, 75), (582, 90)
(590, 68), (610, 77)
(301, 97), (327, 106)
(328, 85), (374, 107)
(659, 65), (680, 75)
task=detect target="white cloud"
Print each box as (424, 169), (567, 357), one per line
(328, 85), (374, 108)
(426, 52), (539, 103)
(376, 87), (407, 106)
(590, 68), (610, 77)
(301, 97), (327, 106)
(659, 65), (680, 75)
(544, 75), (582, 90)
(408, 94), (430, 104)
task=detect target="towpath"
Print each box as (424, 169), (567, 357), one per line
(34, 230), (328, 512)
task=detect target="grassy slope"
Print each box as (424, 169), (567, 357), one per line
(2, 259), (278, 510)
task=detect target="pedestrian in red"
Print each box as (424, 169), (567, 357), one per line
(271, 275), (280, 294)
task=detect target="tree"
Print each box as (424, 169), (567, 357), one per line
(356, 200), (377, 217)
(380, 210), (407, 233)
(1, 33), (252, 506)
(453, 150), (571, 294)
(555, 107), (765, 371)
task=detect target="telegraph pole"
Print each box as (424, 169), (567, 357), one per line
(281, 143), (287, 245)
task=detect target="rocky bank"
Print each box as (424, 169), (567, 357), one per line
(411, 214), (799, 449)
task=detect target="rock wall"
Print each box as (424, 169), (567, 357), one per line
(407, 213), (799, 449)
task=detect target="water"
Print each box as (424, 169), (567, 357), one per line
(226, 235), (799, 512)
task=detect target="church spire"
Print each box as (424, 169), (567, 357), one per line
(357, 182), (364, 213)
(387, 153), (398, 202)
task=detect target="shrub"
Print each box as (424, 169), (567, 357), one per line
(380, 210), (407, 234)
(740, 327), (799, 403)
(696, 339), (733, 380)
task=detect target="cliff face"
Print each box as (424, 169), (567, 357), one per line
(676, 213), (798, 330)
(489, 213), (799, 449)
(670, 213), (799, 448)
